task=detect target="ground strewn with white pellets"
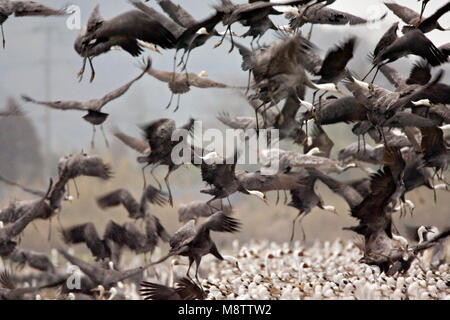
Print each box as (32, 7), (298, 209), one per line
(196, 240), (450, 300)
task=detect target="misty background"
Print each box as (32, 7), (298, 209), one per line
(0, 1), (449, 253)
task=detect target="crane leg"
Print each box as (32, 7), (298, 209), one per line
(214, 25), (230, 48)
(283, 189), (288, 205)
(312, 89), (319, 105)
(362, 134), (366, 153)
(173, 94), (181, 113)
(318, 91), (327, 107)
(357, 135), (360, 153)
(256, 36), (262, 48)
(226, 197), (232, 208)
(245, 70), (252, 95)
(276, 190), (280, 205)
(90, 125), (96, 149)
(307, 24), (314, 40)
(166, 51), (178, 111)
(177, 50), (186, 68)
(206, 197), (221, 214)
(194, 256), (202, 287)
(361, 64), (377, 81)
(290, 213), (304, 244)
(88, 57), (95, 83)
(228, 26), (235, 53)
(1, 25), (5, 49)
(164, 170), (173, 207)
(73, 178), (80, 198)
(150, 165), (162, 190)
(172, 50), (178, 78)
(166, 92), (175, 110)
(77, 57), (87, 82)
(100, 125), (110, 148)
(66, 180), (71, 199)
(305, 117), (309, 137)
(141, 163), (151, 188)
(289, 213), (306, 244)
(254, 101), (266, 138)
(370, 65), (381, 84)
(186, 256), (194, 280)
(290, 214), (298, 244)
(181, 49), (192, 72)
(48, 218), (52, 241)
(418, 1), (426, 22)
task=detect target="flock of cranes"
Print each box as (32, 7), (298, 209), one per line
(0, 0), (450, 300)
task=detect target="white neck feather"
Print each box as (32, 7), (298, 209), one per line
(306, 147), (321, 156)
(412, 99), (432, 107)
(323, 205), (336, 213)
(418, 226), (426, 243)
(298, 99), (313, 111)
(392, 234), (408, 248)
(353, 79), (370, 91)
(313, 83), (340, 94)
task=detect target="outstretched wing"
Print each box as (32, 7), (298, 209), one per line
(406, 60), (431, 86)
(383, 111), (438, 128)
(378, 30), (447, 67)
(21, 95), (85, 111)
(64, 153), (112, 180)
(140, 281), (179, 300)
(175, 277), (205, 300)
(104, 220), (148, 253)
(95, 58), (151, 110)
(318, 37), (356, 81)
(307, 168), (363, 209)
(61, 223), (109, 260)
(97, 189), (141, 218)
(303, 5), (376, 25)
(12, 1), (68, 17)
(143, 185), (169, 206)
(198, 211), (241, 234)
(158, 0), (198, 28)
(350, 167), (396, 223)
(87, 10), (176, 50)
(113, 128), (150, 154)
(178, 199), (228, 222)
(384, 2), (419, 24)
(0, 270), (15, 290)
(189, 75), (229, 89)
(0, 174), (46, 198)
(169, 220), (196, 251)
(8, 248), (55, 273)
(236, 171), (305, 192)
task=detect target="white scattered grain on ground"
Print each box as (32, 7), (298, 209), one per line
(4, 239), (449, 300)
(184, 239), (450, 300)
